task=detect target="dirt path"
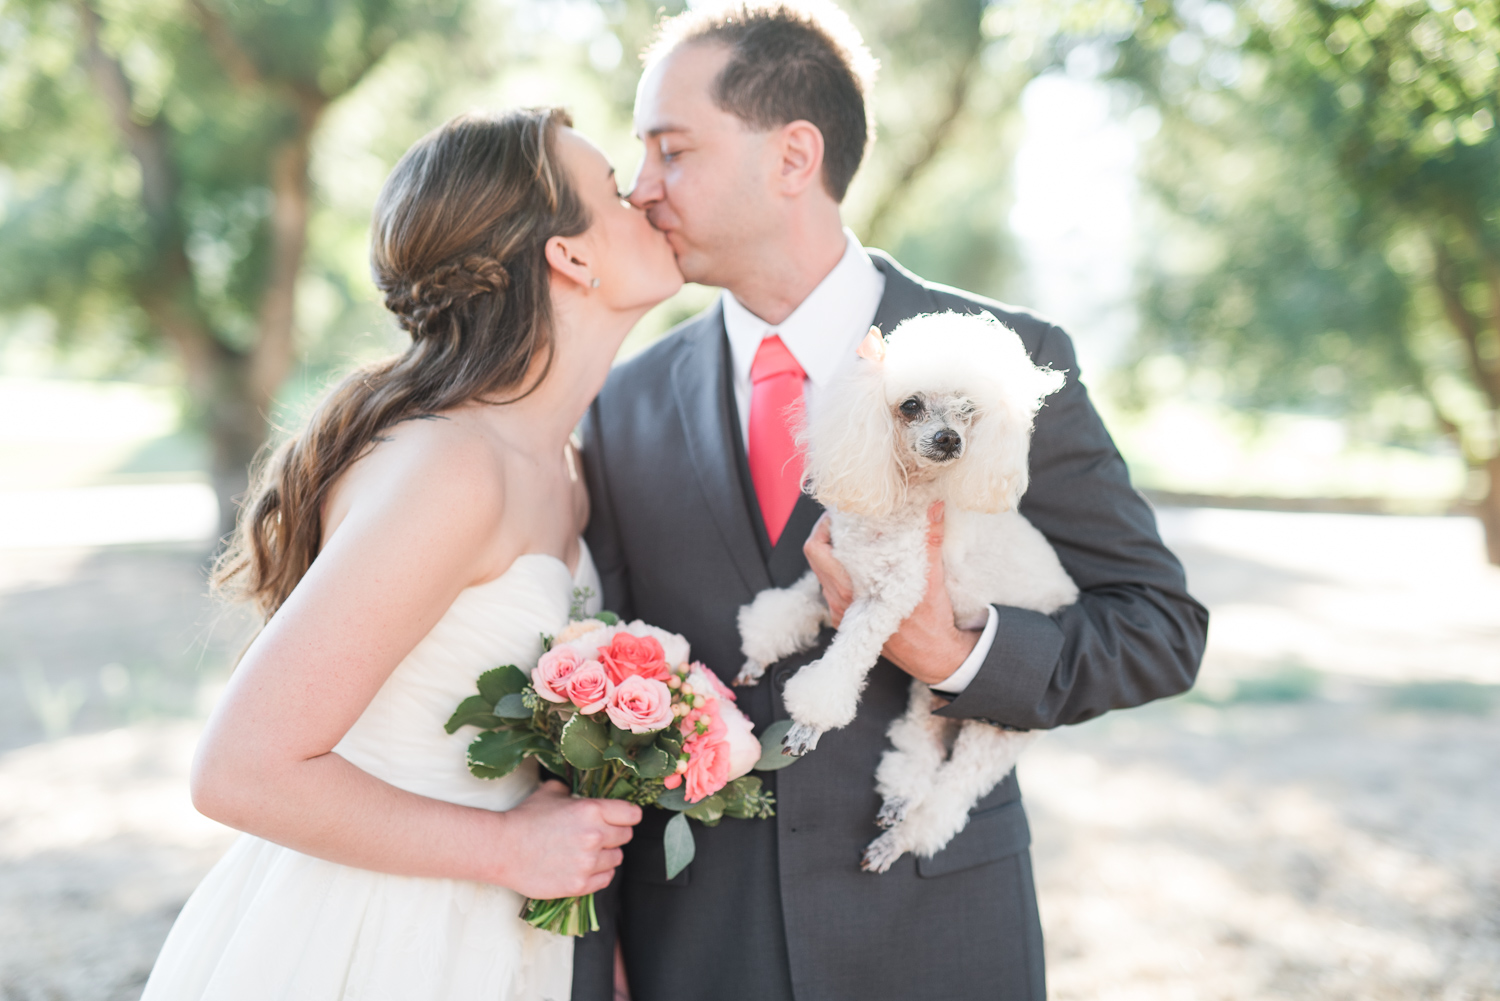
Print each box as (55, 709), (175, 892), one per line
(1, 509), (1497, 1000)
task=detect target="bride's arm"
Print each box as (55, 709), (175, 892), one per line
(190, 427), (640, 899)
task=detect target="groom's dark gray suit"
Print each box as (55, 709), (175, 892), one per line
(573, 251), (1208, 1001)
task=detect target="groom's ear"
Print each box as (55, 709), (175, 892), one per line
(774, 120), (826, 198)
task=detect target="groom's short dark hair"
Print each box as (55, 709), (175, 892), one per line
(648, 2), (878, 202)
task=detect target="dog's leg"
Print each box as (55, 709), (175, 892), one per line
(861, 826), (916, 874)
(862, 683), (956, 873)
(780, 575), (924, 754)
(780, 522), (931, 754)
(902, 723), (1040, 859)
(735, 571), (827, 686)
(872, 680), (949, 829)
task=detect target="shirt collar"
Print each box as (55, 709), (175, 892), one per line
(723, 229), (886, 389)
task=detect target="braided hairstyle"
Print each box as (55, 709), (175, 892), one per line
(215, 108), (590, 618)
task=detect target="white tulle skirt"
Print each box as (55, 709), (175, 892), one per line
(140, 835), (573, 1001)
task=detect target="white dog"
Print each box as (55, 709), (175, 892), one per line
(735, 311), (1078, 872)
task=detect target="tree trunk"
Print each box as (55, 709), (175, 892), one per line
(1483, 456), (1500, 568)
(250, 102), (322, 413)
(205, 359), (267, 546)
(204, 111), (323, 545)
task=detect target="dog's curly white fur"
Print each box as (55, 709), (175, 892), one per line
(736, 311), (1078, 869)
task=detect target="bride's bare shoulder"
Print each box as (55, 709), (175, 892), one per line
(322, 411), (507, 545)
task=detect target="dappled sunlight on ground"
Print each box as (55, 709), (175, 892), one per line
(1160, 507), (1500, 687)
(1026, 705), (1499, 999)
(0, 723), (234, 1001)
(0, 508), (1496, 999)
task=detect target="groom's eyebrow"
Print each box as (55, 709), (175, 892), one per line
(640, 124), (688, 140)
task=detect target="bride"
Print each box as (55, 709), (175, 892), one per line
(142, 108), (684, 1000)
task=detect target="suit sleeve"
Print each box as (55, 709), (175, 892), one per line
(579, 398), (636, 622)
(936, 324), (1208, 729)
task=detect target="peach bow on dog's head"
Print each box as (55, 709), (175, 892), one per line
(855, 326), (886, 363)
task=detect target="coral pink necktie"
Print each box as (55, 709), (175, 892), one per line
(748, 334), (806, 547)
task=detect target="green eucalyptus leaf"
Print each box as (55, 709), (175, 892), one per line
(477, 665), (530, 704)
(753, 720), (799, 771)
(535, 750), (568, 777)
(467, 729), (538, 779)
(684, 793), (725, 825)
(595, 610), (620, 626)
(723, 798), (756, 819)
(494, 693), (532, 719)
(603, 745), (639, 774)
(634, 746), (674, 779)
(610, 723), (657, 749)
(445, 695), (500, 734)
(560, 713), (609, 770)
(656, 729), (684, 756)
(656, 785), (692, 811)
(663, 811), (695, 880)
(722, 775), (768, 819)
(725, 775), (763, 799)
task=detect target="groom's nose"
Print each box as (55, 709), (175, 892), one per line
(626, 157), (660, 211)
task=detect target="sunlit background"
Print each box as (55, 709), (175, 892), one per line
(1, 0), (1497, 998)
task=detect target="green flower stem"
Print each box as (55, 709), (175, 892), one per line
(522, 893), (599, 937)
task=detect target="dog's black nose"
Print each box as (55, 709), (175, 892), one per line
(932, 428), (961, 457)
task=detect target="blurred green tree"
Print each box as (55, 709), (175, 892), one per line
(1118, 0), (1500, 562)
(0, 0), (1102, 543)
(0, 0), (466, 535)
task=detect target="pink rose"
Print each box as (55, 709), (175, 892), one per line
(532, 646), (584, 703)
(719, 703), (762, 780)
(689, 663), (738, 704)
(682, 731), (732, 803)
(686, 667), (760, 780)
(679, 700), (726, 742)
(599, 633), (671, 685)
(562, 660), (614, 715)
(606, 676), (675, 733)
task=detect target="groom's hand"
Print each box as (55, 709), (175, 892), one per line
(804, 502), (981, 687)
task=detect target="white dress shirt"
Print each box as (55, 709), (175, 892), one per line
(720, 230), (997, 695)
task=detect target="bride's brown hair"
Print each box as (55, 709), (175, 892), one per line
(214, 107), (589, 618)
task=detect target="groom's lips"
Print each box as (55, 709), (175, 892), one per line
(656, 227), (685, 254)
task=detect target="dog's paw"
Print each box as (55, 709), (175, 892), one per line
(782, 721), (825, 756)
(875, 797), (909, 829)
(733, 660), (766, 687)
(780, 664), (860, 732)
(861, 831), (905, 874)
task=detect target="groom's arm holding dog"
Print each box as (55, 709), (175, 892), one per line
(807, 321), (1209, 731)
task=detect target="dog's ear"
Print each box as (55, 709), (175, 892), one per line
(801, 357), (906, 517)
(946, 364), (1066, 513)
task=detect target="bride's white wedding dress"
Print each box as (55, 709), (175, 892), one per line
(142, 544), (602, 1001)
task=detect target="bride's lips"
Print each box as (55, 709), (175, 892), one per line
(654, 227), (685, 257)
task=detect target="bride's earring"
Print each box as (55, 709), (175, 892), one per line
(589, 277), (600, 288)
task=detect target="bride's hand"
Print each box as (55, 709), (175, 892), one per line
(490, 781), (642, 898)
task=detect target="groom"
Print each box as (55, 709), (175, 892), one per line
(576, 3), (1207, 999)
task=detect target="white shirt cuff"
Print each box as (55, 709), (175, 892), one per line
(931, 605), (998, 695)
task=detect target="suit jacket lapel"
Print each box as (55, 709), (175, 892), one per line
(868, 250), (942, 335)
(670, 306), (773, 597)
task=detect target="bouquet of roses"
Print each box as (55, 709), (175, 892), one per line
(446, 610), (795, 936)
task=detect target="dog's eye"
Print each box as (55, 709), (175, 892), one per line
(899, 398), (922, 417)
